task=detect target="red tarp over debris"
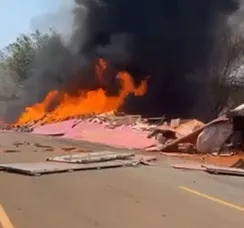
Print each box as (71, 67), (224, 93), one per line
(63, 120), (157, 149)
(32, 119), (157, 149)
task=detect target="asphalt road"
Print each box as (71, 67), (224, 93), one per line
(0, 132), (244, 228)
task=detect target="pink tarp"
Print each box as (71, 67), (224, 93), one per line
(63, 120), (157, 149)
(31, 119), (157, 149)
(32, 119), (78, 136)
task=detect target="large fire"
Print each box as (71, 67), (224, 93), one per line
(16, 59), (148, 125)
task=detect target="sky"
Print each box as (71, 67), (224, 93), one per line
(0, 0), (73, 48)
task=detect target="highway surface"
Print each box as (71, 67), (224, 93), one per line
(0, 132), (244, 228)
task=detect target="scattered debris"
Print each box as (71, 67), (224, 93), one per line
(4, 103), (244, 157)
(3, 149), (20, 153)
(12, 142), (25, 147)
(43, 148), (54, 152)
(171, 156), (244, 176)
(171, 163), (206, 171)
(0, 150), (157, 176)
(178, 143), (196, 153)
(230, 158), (244, 169)
(47, 151), (135, 164)
(5, 104), (244, 177)
(203, 165), (244, 176)
(61, 147), (92, 152)
(174, 119), (204, 137)
(211, 151), (235, 157)
(0, 160), (137, 176)
(61, 147), (77, 152)
(133, 155), (157, 165)
(160, 152), (194, 157)
(10, 125), (33, 133)
(157, 117), (229, 153)
(34, 143), (53, 149)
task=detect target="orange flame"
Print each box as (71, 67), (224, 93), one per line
(16, 59), (148, 125)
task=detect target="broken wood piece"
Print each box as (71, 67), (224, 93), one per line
(171, 163), (206, 171)
(160, 152), (194, 157)
(175, 119), (204, 137)
(170, 118), (181, 128)
(47, 151), (135, 164)
(203, 164), (244, 176)
(230, 159), (244, 169)
(145, 144), (163, 152)
(61, 147), (92, 152)
(177, 143), (196, 153)
(34, 143), (53, 149)
(12, 142), (24, 147)
(133, 155), (157, 166)
(3, 149), (20, 153)
(61, 147), (77, 152)
(211, 152), (234, 157)
(44, 148), (54, 152)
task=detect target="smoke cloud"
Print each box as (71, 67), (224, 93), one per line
(3, 0), (244, 122)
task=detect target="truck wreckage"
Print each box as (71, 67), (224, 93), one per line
(0, 104), (244, 176)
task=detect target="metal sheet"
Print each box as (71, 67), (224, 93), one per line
(0, 160), (137, 176)
(47, 151), (135, 164)
(203, 165), (244, 176)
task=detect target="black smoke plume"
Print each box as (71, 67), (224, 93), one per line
(4, 0), (242, 122)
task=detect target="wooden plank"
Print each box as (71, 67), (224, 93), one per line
(0, 160), (137, 176)
(47, 151), (135, 164)
(171, 163), (206, 171)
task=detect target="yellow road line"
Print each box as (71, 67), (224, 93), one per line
(179, 186), (244, 212)
(0, 204), (14, 228)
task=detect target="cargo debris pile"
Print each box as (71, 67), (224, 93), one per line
(0, 103), (243, 156)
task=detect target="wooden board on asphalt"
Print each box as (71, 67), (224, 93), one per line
(171, 163), (206, 171)
(47, 151), (135, 164)
(0, 160), (137, 176)
(203, 165), (244, 176)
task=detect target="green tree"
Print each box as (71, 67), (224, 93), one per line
(0, 29), (57, 82)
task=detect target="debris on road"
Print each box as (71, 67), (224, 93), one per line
(34, 143), (53, 149)
(171, 163), (206, 171)
(0, 160), (137, 176)
(2, 149), (20, 153)
(171, 158), (244, 176)
(46, 151), (135, 164)
(3, 103), (244, 168)
(0, 115), (236, 154)
(0, 150), (157, 176)
(160, 152), (195, 157)
(203, 164), (244, 176)
(231, 158), (244, 169)
(133, 155), (157, 165)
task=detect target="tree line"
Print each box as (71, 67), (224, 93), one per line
(0, 29), (59, 99)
